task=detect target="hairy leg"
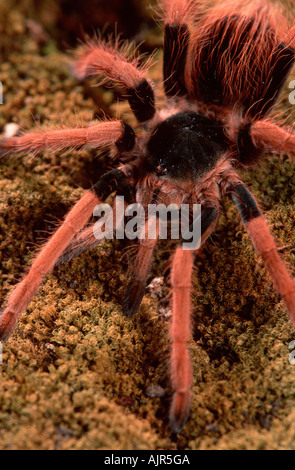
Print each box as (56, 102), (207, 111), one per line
(0, 168), (133, 342)
(169, 245), (193, 432)
(169, 204), (219, 432)
(0, 119), (135, 156)
(227, 181), (295, 326)
(161, 0), (193, 96)
(73, 38), (156, 122)
(122, 218), (159, 317)
(251, 119), (295, 156)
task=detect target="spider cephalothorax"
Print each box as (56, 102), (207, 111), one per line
(145, 112), (229, 180)
(1, 0), (295, 433)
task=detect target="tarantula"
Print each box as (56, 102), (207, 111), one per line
(1, 0), (295, 433)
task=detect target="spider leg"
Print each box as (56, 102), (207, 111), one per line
(161, 0), (193, 97)
(251, 120), (295, 157)
(72, 39), (156, 122)
(0, 168), (133, 342)
(55, 224), (102, 265)
(169, 204), (219, 433)
(122, 218), (159, 317)
(57, 185), (133, 265)
(0, 119), (135, 156)
(227, 181), (295, 326)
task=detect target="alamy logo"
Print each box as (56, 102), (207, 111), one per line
(92, 196), (202, 250)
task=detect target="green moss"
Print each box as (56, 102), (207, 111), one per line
(0, 0), (295, 451)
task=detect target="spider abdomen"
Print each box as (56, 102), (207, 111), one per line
(146, 112), (229, 181)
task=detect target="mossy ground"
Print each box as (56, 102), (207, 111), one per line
(0, 0), (295, 450)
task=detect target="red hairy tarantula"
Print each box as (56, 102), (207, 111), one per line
(1, 0), (295, 433)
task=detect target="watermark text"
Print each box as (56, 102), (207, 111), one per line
(93, 197), (202, 250)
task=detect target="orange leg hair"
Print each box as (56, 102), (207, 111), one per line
(161, 0), (193, 97)
(72, 38), (156, 122)
(169, 246), (194, 433)
(0, 120), (127, 156)
(56, 224), (103, 266)
(56, 196), (125, 266)
(0, 168), (132, 342)
(73, 38), (148, 88)
(251, 120), (295, 156)
(161, 0), (194, 24)
(245, 216), (295, 326)
(0, 191), (100, 342)
(228, 181), (295, 326)
(123, 218), (159, 317)
(169, 203), (219, 432)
